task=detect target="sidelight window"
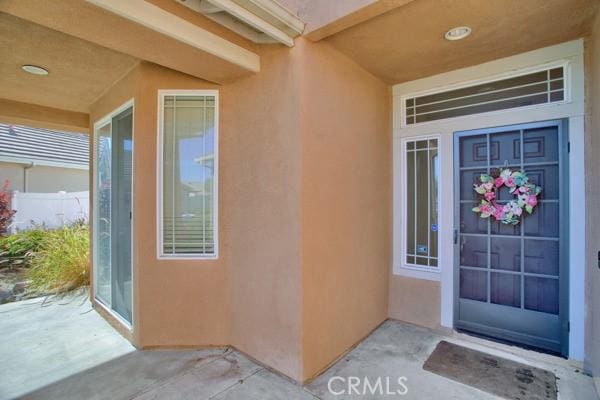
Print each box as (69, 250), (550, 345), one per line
(403, 137), (439, 270)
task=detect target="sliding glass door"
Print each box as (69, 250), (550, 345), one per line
(93, 104), (133, 325)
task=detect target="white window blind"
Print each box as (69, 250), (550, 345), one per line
(159, 93), (218, 258)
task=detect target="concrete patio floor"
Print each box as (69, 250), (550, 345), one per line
(0, 293), (597, 400)
(0, 290), (135, 400)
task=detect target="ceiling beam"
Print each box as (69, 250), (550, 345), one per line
(0, 99), (90, 134)
(204, 0), (295, 46)
(86, 0), (260, 71)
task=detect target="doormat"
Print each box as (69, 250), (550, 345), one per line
(423, 341), (557, 400)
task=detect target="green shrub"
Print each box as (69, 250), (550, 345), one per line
(0, 228), (46, 268)
(27, 223), (90, 293)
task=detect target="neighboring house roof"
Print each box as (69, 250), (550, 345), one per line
(0, 123), (89, 169)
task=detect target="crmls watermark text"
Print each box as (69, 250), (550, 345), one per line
(327, 376), (409, 396)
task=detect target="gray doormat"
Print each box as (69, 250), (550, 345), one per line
(423, 341), (557, 400)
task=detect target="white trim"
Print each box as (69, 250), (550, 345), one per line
(93, 99), (136, 132)
(156, 90), (219, 260)
(203, 0), (295, 46)
(85, 0), (260, 72)
(242, 0), (304, 35)
(0, 156), (89, 170)
(400, 60), (571, 128)
(95, 296), (133, 331)
(392, 40), (586, 360)
(91, 98), (135, 332)
(395, 134), (442, 279)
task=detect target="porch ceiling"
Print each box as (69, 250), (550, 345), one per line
(0, 13), (138, 113)
(324, 0), (599, 84)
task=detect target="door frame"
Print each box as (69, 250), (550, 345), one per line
(392, 40), (586, 361)
(92, 98), (135, 330)
(452, 119), (570, 355)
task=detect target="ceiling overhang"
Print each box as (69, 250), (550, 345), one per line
(0, 0), (261, 84)
(304, 0), (415, 41)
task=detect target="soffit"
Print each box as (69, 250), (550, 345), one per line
(325, 0), (599, 84)
(0, 13), (138, 113)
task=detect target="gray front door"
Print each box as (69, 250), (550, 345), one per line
(454, 120), (569, 355)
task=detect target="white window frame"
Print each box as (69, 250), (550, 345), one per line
(399, 134), (442, 275)
(156, 89), (219, 260)
(92, 98), (135, 330)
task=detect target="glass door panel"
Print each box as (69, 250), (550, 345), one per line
(94, 122), (112, 306)
(93, 104), (133, 325)
(111, 108), (133, 323)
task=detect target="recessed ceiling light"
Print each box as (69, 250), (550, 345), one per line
(444, 26), (472, 41)
(21, 65), (49, 75)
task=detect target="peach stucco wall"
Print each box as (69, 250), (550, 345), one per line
(388, 276), (440, 329)
(89, 53), (304, 379)
(90, 63), (231, 348)
(585, 9), (600, 389)
(298, 39), (391, 381)
(89, 40), (391, 383)
(221, 44), (303, 380)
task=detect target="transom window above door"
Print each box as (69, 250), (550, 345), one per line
(403, 64), (567, 126)
(403, 137), (440, 270)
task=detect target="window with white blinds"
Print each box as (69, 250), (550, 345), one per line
(158, 92), (218, 258)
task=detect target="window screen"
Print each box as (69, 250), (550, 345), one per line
(405, 138), (439, 268)
(161, 94), (217, 257)
(405, 67), (565, 125)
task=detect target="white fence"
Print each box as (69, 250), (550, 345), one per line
(10, 191), (89, 233)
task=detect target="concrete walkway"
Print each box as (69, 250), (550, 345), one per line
(0, 294), (597, 399)
(0, 290), (135, 400)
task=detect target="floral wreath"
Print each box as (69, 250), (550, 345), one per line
(472, 168), (542, 225)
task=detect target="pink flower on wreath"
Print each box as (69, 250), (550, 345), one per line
(519, 186), (530, 193)
(527, 195), (538, 207)
(505, 177), (516, 187)
(484, 191), (495, 201)
(480, 203), (494, 214)
(493, 208), (504, 220)
(494, 177), (504, 188)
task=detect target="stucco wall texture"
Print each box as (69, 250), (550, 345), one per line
(298, 38), (391, 380)
(585, 9), (600, 392)
(388, 276), (440, 330)
(89, 39), (390, 382)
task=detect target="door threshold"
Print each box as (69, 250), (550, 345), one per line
(448, 328), (586, 374)
(456, 328), (562, 358)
